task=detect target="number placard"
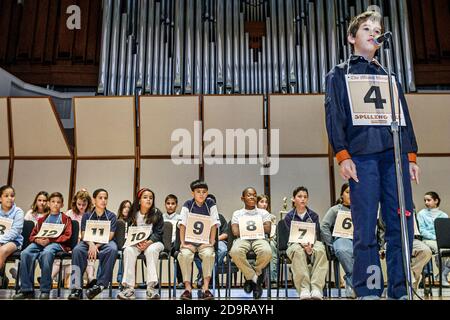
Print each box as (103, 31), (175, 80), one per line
(0, 217), (13, 236)
(123, 225), (153, 247)
(289, 221), (316, 245)
(332, 211), (354, 239)
(346, 74), (406, 126)
(185, 213), (212, 244)
(83, 220), (111, 244)
(239, 215), (265, 240)
(35, 223), (65, 238)
(414, 218), (420, 236)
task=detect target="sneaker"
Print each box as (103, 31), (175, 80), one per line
(12, 291), (35, 300)
(146, 286), (160, 300)
(117, 287), (136, 300)
(68, 289), (82, 300)
(86, 279), (97, 289)
(252, 282), (263, 299)
(299, 290), (311, 300)
(243, 280), (253, 293)
(39, 292), (50, 300)
(357, 295), (380, 300)
(310, 289), (323, 300)
(180, 289), (192, 300)
(86, 284), (103, 300)
(202, 289), (214, 300)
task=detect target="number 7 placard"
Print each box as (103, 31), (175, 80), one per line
(289, 221), (316, 245)
(83, 220), (111, 244)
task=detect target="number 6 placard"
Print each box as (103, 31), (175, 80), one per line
(35, 223), (65, 238)
(83, 220), (111, 244)
(289, 221), (316, 245)
(123, 225), (153, 248)
(185, 213), (212, 245)
(239, 215), (265, 240)
(332, 211), (354, 239)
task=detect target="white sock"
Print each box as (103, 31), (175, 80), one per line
(252, 275), (258, 284)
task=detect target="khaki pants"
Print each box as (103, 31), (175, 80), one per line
(229, 238), (272, 280)
(122, 242), (164, 287)
(178, 246), (215, 282)
(286, 241), (328, 293)
(411, 239), (432, 286)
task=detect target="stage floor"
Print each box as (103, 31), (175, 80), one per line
(0, 288), (449, 300)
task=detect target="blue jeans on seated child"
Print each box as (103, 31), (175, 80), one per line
(333, 237), (354, 287)
(20, 242), (63, 293)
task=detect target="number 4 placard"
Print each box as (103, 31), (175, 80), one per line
(289, 221), (316, 245)
(35, 223), (65, 238)
(83, 220), (111, 244)
(185, 213), (212, 245)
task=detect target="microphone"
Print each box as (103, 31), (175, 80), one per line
(374, 31), (392, 46)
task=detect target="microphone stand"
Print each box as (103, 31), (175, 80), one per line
(382, 35), (414, 300)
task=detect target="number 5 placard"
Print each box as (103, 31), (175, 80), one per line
(185, 213), (212, 245)
(289, 221), (316, 245)
(0, 217), (13, 236)
(123, 225), (153, 247)
(332, 211), (354, 239)
(83, 220), (111, 244)
(35, 223), (65, 238)
(239, 215), (265, 240)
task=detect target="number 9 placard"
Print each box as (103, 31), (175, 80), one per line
(35, 223), (65, 238)
(185, 213), (212, 245)
(239, 215), (265, 240)
(83, 220), (111, 244)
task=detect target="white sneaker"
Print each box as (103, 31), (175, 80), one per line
(345, 285), (356, 299)
(146, 286), (161, 300)
(117, 287), (136, 300)
(299, 290), (311, 300)
(310, 289), (323, 300)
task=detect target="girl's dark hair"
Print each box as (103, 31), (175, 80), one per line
(336, 183), (350, 205)
(118, 200), (132, 222)
(0, 185), (15, 200)
(257, 194), (270, 211)
(241, 187), (257, 197)
(93, 188), (108, 199)
(425, 191), (441, 207)
(131, 188), (162, 226)
(31, 191), (49, 213)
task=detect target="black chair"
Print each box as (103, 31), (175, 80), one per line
(276, 219), (290, 298)
(434, 218), (450, 297)
(2, 220), (35, 292)
(226, 220), (271, 298)
(172, 224), (219, 298)
(421, 259), (434, 297)
(324, 244), (342, 298)
(111, 220), (126, 297)
(55, 219), (80, 297)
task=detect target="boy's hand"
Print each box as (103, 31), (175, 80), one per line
(409, 163), (420, 185)
(339, 159), (359, 182)
(181, 243), (196, 253)
(137, 240), (151, 252)
(88, 243), (99, 261)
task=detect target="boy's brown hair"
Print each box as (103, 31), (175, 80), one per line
(48, 192), (64, 203)
(347, 10), (384, 52)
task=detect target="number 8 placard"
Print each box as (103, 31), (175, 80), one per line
(83, 220), (111, 244)
(239, 215), (265, 240)
(185, 213), (212, 245)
